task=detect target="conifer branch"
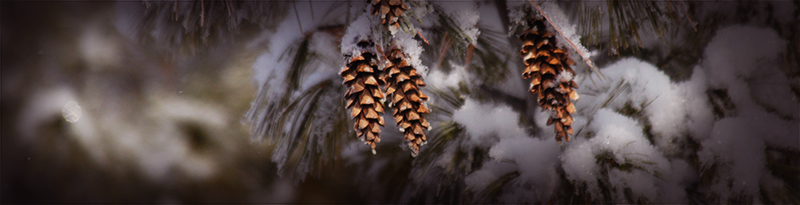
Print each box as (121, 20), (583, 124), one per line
(527, 0), (596, 70)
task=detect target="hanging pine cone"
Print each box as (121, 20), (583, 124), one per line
(341, 40), (387, 153)
(519, 19), (580, 143)
(370, 0), (408, 29)
(383, 45), (430, 155)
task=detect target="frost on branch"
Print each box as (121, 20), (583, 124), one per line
(246, 2), (350, 180)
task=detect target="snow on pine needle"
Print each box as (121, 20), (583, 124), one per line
(246, 2), (352, 181)
(243, 2), (800, 204)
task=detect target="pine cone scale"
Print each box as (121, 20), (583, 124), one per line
(371, 0), (407, 28)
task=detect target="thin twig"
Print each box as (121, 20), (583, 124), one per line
(416, 30), (430, 45)
(200, 0), (205, 27)
(677, 0), (697, 32)
(464, 44), (474, 70)
(527, 0), (596, 71)
(435, 33), (452, 69)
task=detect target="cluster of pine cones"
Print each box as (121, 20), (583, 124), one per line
(340, 0), (430, 155)
(339, 1), (580, 155)
(340, 42), (430, 155)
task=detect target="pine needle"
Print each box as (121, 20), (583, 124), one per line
(200, 0), (205, 27)
(464, 44), (474, 70)
(416, 30), (430, 45)
(677, 0), (697, 32)
(435, 32), (453, 69)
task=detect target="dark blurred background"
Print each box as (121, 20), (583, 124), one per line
(0, 1), (358, 203)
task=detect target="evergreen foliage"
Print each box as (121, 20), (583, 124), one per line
(136, 0), (800, 203)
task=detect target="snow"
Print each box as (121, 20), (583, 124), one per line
(576, 58), (688, 151)
(700, 25), (798, 148)
(703, 26), (787, 89)
(393, 30), (429, 77)
(242, 2), (800, 203)
(294, 33), (340, 96)
(505, 1), (590, 63)
(452, 98), (527, 146)
(464, 161), (517, 193)
(309, 31), (344, 70)
(562, 109), (671, 202)
(691, 25), (799, 202)
(340, 13), (376, 58)
(677, 67), (715, 140)
(539, 2), (590, 61)
(488, 136), (561, 201)
(254, 1), (341, 90)
(505, 0), (527, 27)
(698, 117), (767, 200)
(703, 26), (797, 120)
(426, 61), (470, 89)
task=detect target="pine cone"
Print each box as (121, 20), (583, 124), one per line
(370, 0), (408, 29)
(341, 40), (387, 152)
(519, 19), (579, 143)
(383, 45), (430, 155)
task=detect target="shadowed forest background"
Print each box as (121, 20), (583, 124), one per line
(2, 0), (799, 204)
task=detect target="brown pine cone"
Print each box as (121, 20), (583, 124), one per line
(370, 0), (408, 29)
(341, 40), (387, 153)
(383, 45), (430, 155)
(519, 19), (579, 143)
